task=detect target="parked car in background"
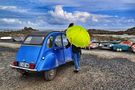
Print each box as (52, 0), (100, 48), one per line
(85, 42), (99, 50)
(13, 37), (25, 42)
(0, 36), (25, 43)
(128, 38), (135, 53)
(111, 41), (133, 52)
(131, 44), (135, 52)
(10, 31), (73, 81)
(99, 41), (120, 50)
(120, 41), (133, 46)
(0, 36), (13, 42)
(111, 44), (130, 51)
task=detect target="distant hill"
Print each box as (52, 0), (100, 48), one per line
(0, 27), (38, 37)
(88, 29), (115, 35)
(127, 27), (135, 31)
(88, 27), (135, 35)
(0, 26), (135, 37)
(125, 27), (135, 35)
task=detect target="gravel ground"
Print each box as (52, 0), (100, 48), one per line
(0, 47), (135, 90)
(82, 49), (135, 62)
(0, 42), (20, 49)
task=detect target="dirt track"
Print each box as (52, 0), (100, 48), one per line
(0, 42), (20, 48)
(0, 47), (135, 90)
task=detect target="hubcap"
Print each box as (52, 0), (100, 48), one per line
(49, 70), (55, 76)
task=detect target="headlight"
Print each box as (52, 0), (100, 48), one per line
(99, 44), (102, 46)
(110, 44), (114, 47)
(109, 44), (112, 47)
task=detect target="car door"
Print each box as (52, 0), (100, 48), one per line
(53, 34), (65, 65)
(62, 34), (72, 62)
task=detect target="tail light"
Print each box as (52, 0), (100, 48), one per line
(29, 63), (35, 69)
(12, 61), (18, 66)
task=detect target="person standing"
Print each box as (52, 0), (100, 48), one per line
(65, 23), (81, 73)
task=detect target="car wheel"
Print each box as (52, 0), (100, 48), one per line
(43, 69), (57, 81)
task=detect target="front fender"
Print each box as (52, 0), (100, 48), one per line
(36, 53), (58, 71)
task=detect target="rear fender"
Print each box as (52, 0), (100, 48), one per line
(36, 53), (58, 71)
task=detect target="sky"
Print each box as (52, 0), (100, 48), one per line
(0, 0), (135, 31)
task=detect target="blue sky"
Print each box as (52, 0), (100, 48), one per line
(0, 0), (135, 31)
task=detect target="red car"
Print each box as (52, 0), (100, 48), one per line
(120, 41), (133, 46)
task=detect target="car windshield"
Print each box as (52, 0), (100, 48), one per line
(23, 36), (45, 45)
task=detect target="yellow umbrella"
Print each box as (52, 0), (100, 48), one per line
(66, 25), (90, 47)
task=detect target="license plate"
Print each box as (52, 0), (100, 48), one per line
(19, 62), (29, 68)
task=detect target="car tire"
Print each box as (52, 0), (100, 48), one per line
(43, 69), (57, 81)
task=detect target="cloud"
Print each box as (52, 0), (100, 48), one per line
(1, 4), (131, 30)
(0, 18), (22, 24)
(0, 0), (135, 30)
(29, 0), (135, 11)
(0, 6), (17, 10)
(0, 5), (28, 13)
(29, 0), (80, 7)
(46, 5), (118, 25)
(48, 5), (90, 24)
(88, 16), (135, 30)
(0, 18), (47, 28)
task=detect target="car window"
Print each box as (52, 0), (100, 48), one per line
(23, 36), (45, 45)
(46, 36), (53, 48)
(62, 34), (68, 46)
(55, 35), (62, 47)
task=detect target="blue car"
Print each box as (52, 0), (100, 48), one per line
(111, 44), (130, 51)
(10, 31), (73, 80)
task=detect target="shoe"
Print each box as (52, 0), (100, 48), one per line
(73, 69), (80, 73)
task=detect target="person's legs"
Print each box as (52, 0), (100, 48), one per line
(72, 53), (78, 70)
(72, 52), (80, 71)
(77, 52), (81, 70)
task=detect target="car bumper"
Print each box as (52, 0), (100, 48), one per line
(10, 65), (37, 71)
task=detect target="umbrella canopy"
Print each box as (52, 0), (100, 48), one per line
(66, 25), (90, 47)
